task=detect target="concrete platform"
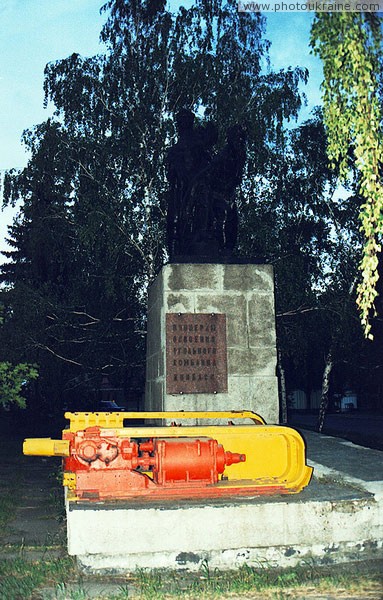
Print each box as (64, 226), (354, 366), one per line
(67, 429), (383, 573)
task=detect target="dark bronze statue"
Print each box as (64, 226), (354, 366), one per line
(166, 110), (246, 261)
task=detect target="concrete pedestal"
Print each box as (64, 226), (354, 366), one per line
(145, 263), (279, 424)
(66, 431), (383, 573)
(67, 481), (383, 572)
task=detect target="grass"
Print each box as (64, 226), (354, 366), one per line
(0, 543), (381, 599)
(0, 549), (381, 600)
(0, 556), (76, 600)
(126, 561), (383, 599)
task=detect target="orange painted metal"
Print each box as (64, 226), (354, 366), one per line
(23, 411), (313, 500)
(63, 427), (246, 500)
(151, 438), (245, 485)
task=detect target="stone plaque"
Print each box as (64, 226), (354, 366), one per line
(166, 313), (228, 394)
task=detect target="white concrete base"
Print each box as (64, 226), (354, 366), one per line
(75, 540), (383, 573)
(67, 481), (383, 572)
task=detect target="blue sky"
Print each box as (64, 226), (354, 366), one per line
(0, 1), (322, 255)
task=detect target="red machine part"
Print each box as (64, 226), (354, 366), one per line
(63, 427), (245, 499)
(150, 438), (243, 485)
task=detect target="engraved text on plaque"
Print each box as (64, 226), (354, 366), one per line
(166, 313), (228, 394)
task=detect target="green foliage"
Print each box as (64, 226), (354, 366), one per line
(105, 562), (382, 599)
(0, 0), (307, 410)
(0, 559), (380, 599)
(2, 2), (379, 415)
(310, 13), (383, 338)
(239, 109), (353, 396)
(0, 362), (38, 408)
(0, 557), (75, 600)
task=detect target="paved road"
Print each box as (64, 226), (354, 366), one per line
(0, 438), (65, 555)
(288, 412), (383, 451)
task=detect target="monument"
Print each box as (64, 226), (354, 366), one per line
(23, 112), (383, 575)
(145, 110), (279, 424)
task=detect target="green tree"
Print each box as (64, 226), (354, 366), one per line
(0, 362), (38, 409)
(238, 110), (338, 418)
(1, 0), (307, 411)
(310, 13), (383, 339)
(0, 304), (39, 408)
(237, 104), (379, 423)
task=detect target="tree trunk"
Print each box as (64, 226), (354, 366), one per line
(277, 347), (288, 423)
(318, 347), (334, 433)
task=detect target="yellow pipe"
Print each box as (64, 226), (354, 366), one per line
(64, 410), (266, 431)
(23, 438), (70, 457)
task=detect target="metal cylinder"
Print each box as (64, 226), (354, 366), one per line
(152, 437), (245, 485)
(23, 438), (70, 457)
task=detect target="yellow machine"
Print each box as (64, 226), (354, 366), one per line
(23, 411), (313, 501)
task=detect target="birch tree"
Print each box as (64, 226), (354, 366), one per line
(311, 13), (383, 339)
